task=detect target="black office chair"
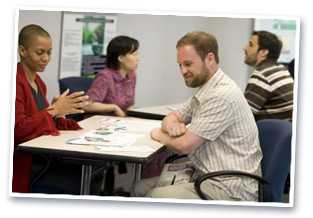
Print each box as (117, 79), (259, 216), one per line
(288, 59), (295, 79)
(31, 155), (82, 194)
(58, 76), (94, 121)
(194, 119), (292, 202)
(59, 76), (94, 94)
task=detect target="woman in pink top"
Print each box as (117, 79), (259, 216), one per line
(84, 36), (139, 116)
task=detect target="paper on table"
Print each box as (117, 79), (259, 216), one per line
(66, 130), (144, 147)
(98, 117), (160, 133)
(95, 143), (156, 153)
(119, 120), (160, 133)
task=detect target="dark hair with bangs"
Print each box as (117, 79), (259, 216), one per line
(106, 35), (139, 70)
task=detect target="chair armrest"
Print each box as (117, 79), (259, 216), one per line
(194, 170), (267, 201)
(165, 154), (188, 163)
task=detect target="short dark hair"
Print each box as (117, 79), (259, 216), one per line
(18, 24), (50, 48)
(253, 31), (282, 62)
(176, 31), (219, 63)
(106, 36), (139, 70)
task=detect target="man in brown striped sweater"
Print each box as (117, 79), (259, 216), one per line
(244, 31), (294, 121)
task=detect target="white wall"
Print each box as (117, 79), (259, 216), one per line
(18, 10), (252, 106)
(18, 10), (62, 102)
(117, 14), (252, 107)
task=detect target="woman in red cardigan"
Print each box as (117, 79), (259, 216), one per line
(13, 24), (89, 193)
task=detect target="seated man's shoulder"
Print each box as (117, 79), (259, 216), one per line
(200, 91), (234, 108)
(260, 64), (287, 78)
(214, 84), (243, 102)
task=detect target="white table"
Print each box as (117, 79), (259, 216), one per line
(18, 115), (163, 195)
(127, 103), (183, 120)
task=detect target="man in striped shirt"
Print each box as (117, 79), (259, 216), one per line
(244, 31), (294, 121)
(133, 32), (262, 201)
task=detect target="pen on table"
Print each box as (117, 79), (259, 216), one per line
(171, 175), (176, 185)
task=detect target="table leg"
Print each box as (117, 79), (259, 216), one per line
(133, 163), (142, 186)
(80, 164), (93, 195)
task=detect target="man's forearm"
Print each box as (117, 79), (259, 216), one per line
(151, 128), (199, 155)
(162, 111), (184, 131)
(151, 128), (185, 154)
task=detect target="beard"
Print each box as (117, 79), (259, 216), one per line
(244, 54), (258, 67)
(184, 69), (209, 88)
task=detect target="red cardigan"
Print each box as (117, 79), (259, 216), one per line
(13, 63), (81, 193)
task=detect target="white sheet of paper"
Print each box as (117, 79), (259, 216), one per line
(67, 130), (143, 147)
(98, 117), (161, 133)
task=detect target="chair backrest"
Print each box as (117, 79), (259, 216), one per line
(256, 119), (292, 202)
(288, 59), (295, 79)
(59, 76), (94, 94)
(58, 76), (94, 121)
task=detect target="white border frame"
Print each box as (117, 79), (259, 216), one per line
(9, 5), (300, 208)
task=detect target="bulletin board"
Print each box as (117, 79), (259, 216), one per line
(59, 12), (117, 78)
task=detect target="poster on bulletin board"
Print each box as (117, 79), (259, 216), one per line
(59, 12), (117, 78)
(254, 19), (297, 63)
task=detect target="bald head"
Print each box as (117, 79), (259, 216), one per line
(18, 24), (50, 48)
(18, 24), (52, 73)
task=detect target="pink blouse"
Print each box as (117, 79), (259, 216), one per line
(87, 68), (136, 111)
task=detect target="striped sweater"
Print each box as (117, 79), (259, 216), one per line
(244, 62), (294, 121)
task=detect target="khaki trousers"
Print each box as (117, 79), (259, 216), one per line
(132, 176), (233, 200)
